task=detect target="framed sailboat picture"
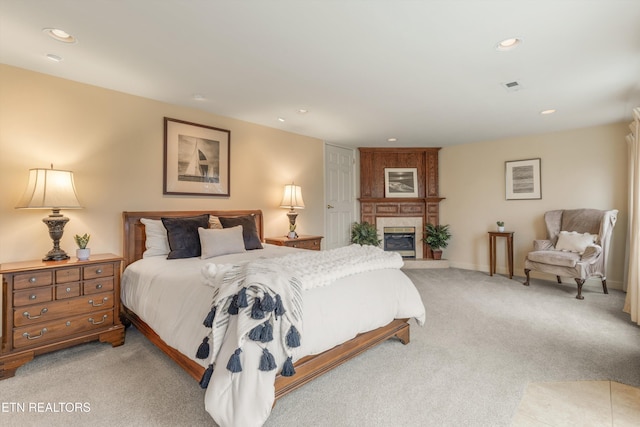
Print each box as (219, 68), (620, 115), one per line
(164, 117), (230, 196)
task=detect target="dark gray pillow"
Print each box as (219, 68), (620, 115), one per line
(161, 214), (210, 259)
(218, 214), (263, 250)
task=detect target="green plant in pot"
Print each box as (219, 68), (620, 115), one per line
(351, 222), (381, 246)
(74, 233), (91, 260)
(423, 223), (451, 260)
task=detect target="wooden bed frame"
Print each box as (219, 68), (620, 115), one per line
(121, 210), (410, 400)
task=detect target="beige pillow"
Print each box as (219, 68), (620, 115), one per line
(555, 231), (596, 254)
(140, 218), (170, 258)
(199, 226), (246, 259)
(210, 216), (223, 229)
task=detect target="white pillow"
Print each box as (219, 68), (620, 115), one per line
(199, 226), (246, 259)
(555, 231), (596, 254)
(140, 218), (170, 258)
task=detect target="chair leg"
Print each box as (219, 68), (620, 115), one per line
(556, 276), (562, 284)
(574, 278), (585, 300)
(523, 269), (531, 286)
(602, 279), (609, 295)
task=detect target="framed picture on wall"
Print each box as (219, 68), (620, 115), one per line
(164, 117), (231, 196)
(505, 158), (541, 200)
(384, 168), (418, 198)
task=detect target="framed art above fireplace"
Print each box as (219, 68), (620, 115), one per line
(384, 168), (418, 198)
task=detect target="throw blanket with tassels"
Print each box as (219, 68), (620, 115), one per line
(197, 259), (303, 389)
(196, 245), (404, 427)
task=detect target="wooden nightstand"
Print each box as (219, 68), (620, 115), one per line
(265, 235), (323, 251)
(0, 253), (125, 379)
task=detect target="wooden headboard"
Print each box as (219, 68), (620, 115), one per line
(122, 210), (264, 268)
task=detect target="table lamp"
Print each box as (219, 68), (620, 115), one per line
(279, 183), (304, 238)
(15, 166), (82, 261)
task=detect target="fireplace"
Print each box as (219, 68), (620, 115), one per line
(383, 226), (416, 259)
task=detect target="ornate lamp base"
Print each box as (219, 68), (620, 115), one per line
(42, 210), (70, 261)
(286, 209), (299, 239)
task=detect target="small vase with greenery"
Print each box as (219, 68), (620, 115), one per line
(423, 223), (451, 260)
(351, 222), (382, 246)
(496, 221), (505, 232)
(74, 233), (91, 260)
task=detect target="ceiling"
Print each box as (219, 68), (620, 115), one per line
(1, 0), (639, 148)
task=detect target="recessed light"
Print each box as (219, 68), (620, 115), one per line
(192, 94), (205, 101)
(540, 109), (556, 115)
(496, 37), (521, 51)
(46, 53), (63, 62)
(387, 137), (398, 143)
(43, 28), (77, 44)
(277, 117), (286, 122)
(297, 109), (308, 114)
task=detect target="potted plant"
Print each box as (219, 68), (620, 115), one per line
(288, 223), (297, 239)
(423, 223), (451, 260)
(496, 221), (505, 232)
(351, 222), (382, 246)
(74, 233), (91, 260)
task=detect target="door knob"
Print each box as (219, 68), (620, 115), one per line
(327, 204), (334, 209)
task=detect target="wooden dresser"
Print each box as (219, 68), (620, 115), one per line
(0, 253), (125, 379)
(265, 235), (323, 251)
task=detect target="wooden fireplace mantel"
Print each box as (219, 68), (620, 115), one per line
(358, 147), (444, 259)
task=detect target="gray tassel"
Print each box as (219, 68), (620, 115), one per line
(260, 320), (273, 343)
(251, 297), (265, 319)
(228, 294), (239, 315)
(286, 325), (301, 348)
(261, 292), (275, 312)
(199, 364), (214, 388)
(203, 307), (216, 327)
(227, 348), (243, 373)
(237, 287), (249, 308)
(196, 336), (210, 359)
(274, 294), (285, 318)
(259, 348), (277, 371)
(281, 356), (295, 377)
(248, 323), (264, 341)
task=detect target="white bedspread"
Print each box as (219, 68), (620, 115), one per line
(120, 244), (426, 426)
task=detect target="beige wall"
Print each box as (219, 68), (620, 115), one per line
(440, 123), (628, 289)
(0, 65), (325, 264)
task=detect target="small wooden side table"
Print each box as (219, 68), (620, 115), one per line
(265, 235), (323, 251)
(488, 231), (514, 279)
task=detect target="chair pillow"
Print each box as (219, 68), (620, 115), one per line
(140, 218), (170, 258)
(199, 226), (246, 259)
(218, 214), (263, 250)
(161, 214), (210, 259)
(555, 231), (596, 254)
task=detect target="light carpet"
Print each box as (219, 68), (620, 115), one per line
(0, 268), (638, 426)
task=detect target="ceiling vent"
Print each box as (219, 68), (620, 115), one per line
(502, 81), (523, 92)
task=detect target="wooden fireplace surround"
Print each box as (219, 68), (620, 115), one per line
(358, 147), (444, 259)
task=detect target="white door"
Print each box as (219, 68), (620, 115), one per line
(324, 143), (356, 250)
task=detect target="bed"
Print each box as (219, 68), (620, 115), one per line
(120, 209), (425, 426)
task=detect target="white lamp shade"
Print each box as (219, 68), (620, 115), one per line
(279, 184), (305, 209)
(15, 168), (82, 209)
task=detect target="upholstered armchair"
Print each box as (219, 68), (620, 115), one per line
(523, 209), (618, 300)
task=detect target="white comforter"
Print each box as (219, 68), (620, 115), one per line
(121, 244), (426, 426)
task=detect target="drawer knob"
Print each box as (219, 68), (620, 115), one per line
(96, 284), (103, 289)
(66, 321), (71, 326)
(23, 328), (47, 340)
(29, 294), (37, 300)
(22, 307), (48, 320)
(29, 277), (37, 283)
(66, 287), (72, 292)
(88, 297), (109, 307)
(88, 315), (108, 325)
(96, 268), (103, 274)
